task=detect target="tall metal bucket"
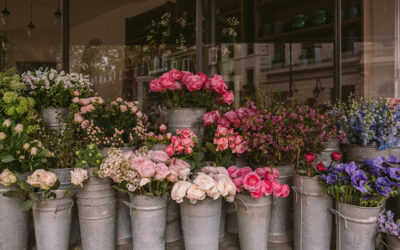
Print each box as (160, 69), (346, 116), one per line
(293, 175), (333, 250)
(116, 193), (132, 246)
(268, 166), (294, 243)
(165, 199), (181, 243)
(236, 194), (272, 250)
(345, 144), (390, 164)
(77, 168), (116, 250)
(40, 107), (69, 130)
(0, 186), (29, 250)
(32, 190), (75, 250)
(167, 108), (206, 144)
(332, 201), (381, 250)
(225, 202), (238, 234)
(387, 234), (400, 250)
(317, 140), (341, 164)
(180, 197), (222, 250)
(124, 195), (167, 250)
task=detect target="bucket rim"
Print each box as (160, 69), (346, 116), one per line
(336, 201), (382, 210)
(167, 107), (207, 112)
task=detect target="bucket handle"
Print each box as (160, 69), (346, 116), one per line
(122, 200), (167, 215)
(43, 200), (74, 214)
(234, 197), (248, 210)
(329, 208), (384, 230)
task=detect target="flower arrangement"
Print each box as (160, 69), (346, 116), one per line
(71, 96), (148, 147)
(22, 68), (94, 109)
(171, 166), (236, 204)
(144, 124), (172, 149)
(377, 210), (400, 239)
(98, 147), (190, 196)
(320, 156), (400, 207)
(148, 69), (234, 109)
(227, 166), (290, 199)
(296, 151), (342, 177)
(164, 128), (204, 170)
(333, 96), (400, 149)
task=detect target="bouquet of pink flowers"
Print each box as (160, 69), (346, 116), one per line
(98, 148), (191, 196)
(228, 166), (290, 199)
(148, 69), (234, 109)
(171, 166), (236, 204)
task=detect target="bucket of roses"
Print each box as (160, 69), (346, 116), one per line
(171, 166), (236, 250)
(98, 146), (191, 250)
(321, 156), (400, 250)
(227, 166), (289, 250)
(148, 69), (234, 144)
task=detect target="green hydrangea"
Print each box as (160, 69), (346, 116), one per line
(5, 106), (16, 116)
(3, 91), (18, 103)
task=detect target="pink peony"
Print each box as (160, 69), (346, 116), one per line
(222, 91), (234, 105)
(209, 74), (227, 94)
(185, 75), (203, 91)
(196, 72), (210, 89)
(159, 78), (175, 90)
(147, 150), (169, 163)
(154, 163), (169, 181)
(243, 172), (262, 192)
(169, 69), (182, 81)
(180, 71), (193, 83)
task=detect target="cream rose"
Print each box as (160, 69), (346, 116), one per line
(217, 177), (236, 201)
(206, 186), (220, 200)
(2, 119), (11, 127)
(39, 171), (58, 190)
(30, 147), (38, 156)
(27, 169), (46, 188)
(171, 181), (191, 203)
(154, 163), (169, 181)
(186, 184), (206, 204)
(14, 124), (23, 133)
(193, 173), (216, 191)
(70, 168), (88, 187)
(0, 132), (5, 140)
(0, 169), (17, 187)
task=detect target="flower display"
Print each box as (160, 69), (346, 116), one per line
(320, 156), (400, 207)
(227, 166), (290, 199)
(98, 147), (191, 196)
(333, 96), (400, 149)
(27, 169), (58, 190)
(71, 96), (148, 147)
(148, 69), (233, 109)
(70, 168), (89, 187)
(171, 166), (236, 204)
(377, 210), (400, 239)
(22, 68), (94, 109)
(297, 151), (342, 177)
(0, 169), (17, 187)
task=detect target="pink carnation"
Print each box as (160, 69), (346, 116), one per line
(243, 172), (262, 192)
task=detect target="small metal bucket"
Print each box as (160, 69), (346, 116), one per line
(124, 195), (167, 250)
(317, 140), (341, 165)
(165, 199), (181, 243)
(332, 201), (382, 250)
(167, 108), (206, 144)
(77, 168), (116, 250)
(32, 190), (75, 250)
(116, 193), (132, 246)
(345, 144), (390, 164)
(293, 175), (333, 250)
(40, 107), (69, 130)
(180, 197), (222, 250)
(269, 166), (294, 243)
(236, 194), (272, 250)
(0, 185), (29, 250)
(387, 234), (400, 250)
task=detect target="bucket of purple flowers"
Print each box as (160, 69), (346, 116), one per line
(377, 210), (400, 250)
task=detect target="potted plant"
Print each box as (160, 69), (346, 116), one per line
(148, 69), (234, 144)
(171, 166), (236, 250)
(377, 210), (400, 250)
(333, 96), (400, 163)
(227, 166), (289, 250)
(320, 156), (400, 250)
(22, 69), (94, 130)
(98, 147), (190, 250)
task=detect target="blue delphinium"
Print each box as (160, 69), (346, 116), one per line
(333, 97), (400, 150)
(377, 210), (400, 239)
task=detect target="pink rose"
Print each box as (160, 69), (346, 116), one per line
(237, 167), (252, 177)
(171, 181), (191, 203)
(233, 143), (245, 154)
(74, 113), (84, 123)
(73, 90), (80, 96)
(184, 147), (193, 154)
(147, 150), (169, 163)
(165, 145), (175, 157)
(120, 105), (128, 112)
(279, 184), (290, 198)
(233, 176), (244, 192)
(243, 172), (262, 192)
(169, 159), (191, 179)
(79, 98), (91, 105)
(236, 108), (247, 119)
(223, 110), (238, 123)
(193, 173), (216, 191)
(169, 69), (182, 81)
(216, 137), (229, 151)
(137, 159), (156, 178)
(159, 124), (167, 132)
(154, 163), (169, 181)
(181, 138), (194, 147)
(222, 91), (234, 105)
(185, 75), (203, 91)
(186, 184), (206, 204)
(209, 74), (228, 94)
(227, 166), (240, 178)
(72, 97), (79, 103)
(217, 117), (230, 128)
(203, 112), (215, 126)
(215, 167), (229, 176)
(180, 71), (193, 83)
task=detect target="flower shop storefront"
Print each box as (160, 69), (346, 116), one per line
(1, 0), (400, 250)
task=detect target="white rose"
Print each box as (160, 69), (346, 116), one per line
(217, 177), (236, 202)
(70, 168), (88, 187)
(2, 119), (11, 127)
(27, 169), (47, 188)
(206, 186), (220, 200)
(39, 171), (57, 190)
(0, 132), (5, 140)
(193, 173), (216, 191)
(186, 184), (206, 204)
(0, 169), (17, 186)
(139, 178), (150, 187)
(215, 167), (229, 176)
(171, 181), (191, 203)
(14, 124), (23, 133)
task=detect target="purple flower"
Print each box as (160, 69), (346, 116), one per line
(363, 158), (380, 176)
(388, 156), (400, 164)
(386, 167), (400, 181)
(351, 170), (367, 193)
(345, 161), (359, 176)
(327, 173), (338, 185)
(375, 177), (393, 197)
(335, 163), (346, 172)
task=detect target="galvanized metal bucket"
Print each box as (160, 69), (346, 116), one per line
(124, 194), (167, 250)
(387, 234), (400, 250)
(293, 175), (333, 250)
(77, 168), (116, 250)
(40, 107), (69, 130)
(165, 199), (181, 243)
(225, 201), (238, 234)
(332, 201), (382, 250)
(116, 193), (132, 246)
(0, 185), (29, 250)
(48, 168), (80, 246)
(236, 194), (272, 250)
(32, 190), (75, 250)
(269, 166), (294, 243)
(167, 108), (206, 144)
(220, 202), (226, 242)
(180, 197), (222, 250)
(345, 144), (390, 164)
(317, 140), (341, 165)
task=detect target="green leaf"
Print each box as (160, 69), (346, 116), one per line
(18, 181), (30, 192)
(196, 151), (205, 161)
(1, 155), (15, 163)
(22, 199), (34, 211)
(29, 192), (39, 201)
(111, 185), (128, 193)
(205, 142), (216, 152)
(3, 189), (24, 197)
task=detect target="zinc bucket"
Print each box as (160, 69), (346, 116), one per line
(236, 194), (272, 250)
(167, 108), (206, 144)
(225, 201), (238, 234)
(0, 185), (29, 250)
(293, 175), (333, 250)
(116, 193), (132, 245)
(317, 140), (341, 164)
(345, 144), (390, 164)
(332, 201), (382, 250)
(387, 234), (400, 250)
(32, 190), (75, 250)
(268, 166), (294, 243)
(40, 107), (69, 130)
(180, 197), (222, 250)
(165, 199), (181, 243)
(124, 195), (167, 250)
(77, 168), (116, 250)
